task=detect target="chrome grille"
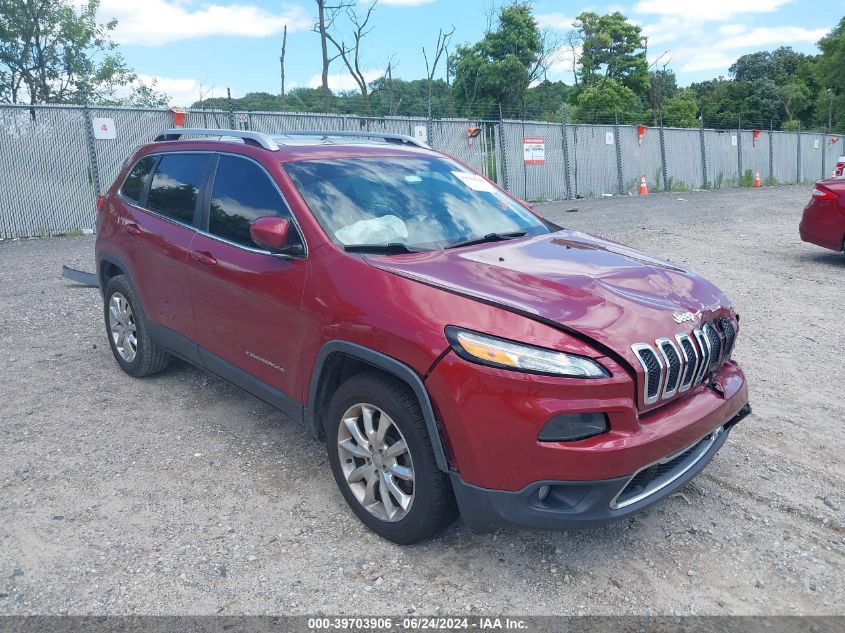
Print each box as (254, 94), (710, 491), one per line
(632, 318), (736, 405)
(656, 338), (682, 398)
(675, 333), (698, 391)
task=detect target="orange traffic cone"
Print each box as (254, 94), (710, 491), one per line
(754, 171), (761, 188)
(639, 175), (648, 195)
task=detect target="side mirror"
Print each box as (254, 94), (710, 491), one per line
(250, 216), (291, 252)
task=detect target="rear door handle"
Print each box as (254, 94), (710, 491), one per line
(191, 250), (218, 266)
(124, 223), (141, 236)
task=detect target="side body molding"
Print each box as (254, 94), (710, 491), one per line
(304, 340), (451, 473)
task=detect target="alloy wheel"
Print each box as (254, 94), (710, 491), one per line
(337, 403), (415, 522)
(108, 292), (138, 363)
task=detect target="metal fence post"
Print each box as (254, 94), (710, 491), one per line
(797, 122), (803, 183)
(658, 113), (668, 191)
(81, 101), (102, 197)
(561, 114), (573, 200)
(737, 116), (743, 185)
(614, 112), (624, 195)
(821, 133), (827, 179)
(227, 88), (236, 129)
(769, 119), (775, 183)
(498, 103), (509, 192)
(699, 115), (708, 189)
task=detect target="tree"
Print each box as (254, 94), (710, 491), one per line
(422, 27), (454, 119)
(451, 1), (550, 117)
(575, 77), (641, 122)
(817, 18), (845, 90)
(661, 89), (698, 128)
(324, 1), (377, 115)
(312, 0), (353, 112)
(0, 0), (137, 104)
(574, 11), (649, 96)
(648, 63), (677, 123)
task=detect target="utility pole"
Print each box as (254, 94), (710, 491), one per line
(279, 25), (288, 111)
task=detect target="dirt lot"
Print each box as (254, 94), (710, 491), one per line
(0, 185), (842, 616)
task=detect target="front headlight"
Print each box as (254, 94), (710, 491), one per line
(445, 327), (609, 378)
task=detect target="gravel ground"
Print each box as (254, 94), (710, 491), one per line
(0, 185), (842, 616)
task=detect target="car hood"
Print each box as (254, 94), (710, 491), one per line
(364, 230), (730, 367)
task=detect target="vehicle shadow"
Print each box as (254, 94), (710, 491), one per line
(795, 250), (845, 267)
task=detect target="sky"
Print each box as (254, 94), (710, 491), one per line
(95, 0), (842, 106)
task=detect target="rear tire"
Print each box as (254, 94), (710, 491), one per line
(103, 274), (170, 377)
(326, 372), (458, 544)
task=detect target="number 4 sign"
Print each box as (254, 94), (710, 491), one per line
(92, 117), (116, 140)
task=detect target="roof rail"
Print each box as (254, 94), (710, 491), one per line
(154, 128), (280, 151)
(274, 130), (431, 150)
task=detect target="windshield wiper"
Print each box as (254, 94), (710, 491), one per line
(446, 231), (527, 250)
(343, 243), (424, 255)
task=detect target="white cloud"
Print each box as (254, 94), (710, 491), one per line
(718, 24), (747, 36)
(307, 70), (382, 92)
(642, 16), (689, 46)
(98, 0), (312, 46)
(536, 12), (576, 30)
(716, 26), (828, 49)
(678, 50), (740, 72)
(634, 0), (793, 21)
(140, 75), (205, 107)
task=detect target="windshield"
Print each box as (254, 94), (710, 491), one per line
(284, 156), (548, 251)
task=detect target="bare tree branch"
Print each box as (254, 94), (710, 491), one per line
(324, 1), (377, 115)
(423, 26), (455, 119)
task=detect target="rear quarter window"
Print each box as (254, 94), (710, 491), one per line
(120, 156), (156, 204)
(147, 153), (211, 224)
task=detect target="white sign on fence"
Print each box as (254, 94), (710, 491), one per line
(731, 135), (738, 146)
(814, 139), (820, 149)
(92, 118), (116, 140)
(414, 125), (428, 143)
(605, 132), (614, 145)
(523, 137), (545, 165)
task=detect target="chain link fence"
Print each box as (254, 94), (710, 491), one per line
(1, 104), (842, 238)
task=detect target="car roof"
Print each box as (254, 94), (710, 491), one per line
(145, 128), (436, 162)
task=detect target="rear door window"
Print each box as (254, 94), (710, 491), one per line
(120, 156), (156, 204)
(208, 155), (300, 249)
(147, 153), (211, 225)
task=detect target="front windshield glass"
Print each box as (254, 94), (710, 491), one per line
(284, 156), (548, 250)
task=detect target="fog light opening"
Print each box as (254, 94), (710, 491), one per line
(537, 485), (551, 501)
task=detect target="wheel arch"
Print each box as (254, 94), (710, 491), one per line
(304, 341), (450, 473)
(97, 252), (130, 295)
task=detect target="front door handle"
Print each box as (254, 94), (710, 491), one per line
(124, 222), (141, 236)
(191, 250), (218, 266)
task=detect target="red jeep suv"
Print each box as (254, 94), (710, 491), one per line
(95, 128), (750, 543)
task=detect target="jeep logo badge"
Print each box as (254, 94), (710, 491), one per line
(673, 311), (697, 324)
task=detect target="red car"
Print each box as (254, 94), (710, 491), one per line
(800, 179), (845, 253)
(95, 128), (750, 543)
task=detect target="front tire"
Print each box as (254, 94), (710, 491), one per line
(103, 274), (170, 377)
(326, 372), (457, 544)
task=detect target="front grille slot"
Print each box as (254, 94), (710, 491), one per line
(657, 338), (682, 398)
(704, 322), (722, 372)
(718, 317), (736, 361)
(675, 334), (698, 391)
(632, 344), (663, 405)
(692, 328), (711, 384)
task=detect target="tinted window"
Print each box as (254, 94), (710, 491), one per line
(147, 154), (210, 224)
(120, 156), (156, 203)
(209, 155), (296, 248)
